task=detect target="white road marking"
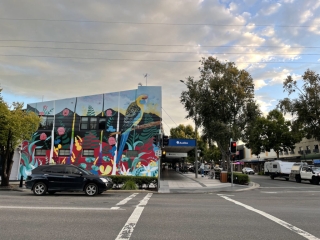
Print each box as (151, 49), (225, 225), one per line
(219, 195), (320, 240)
(0, 206), (123, 211)
(116, 193), (139, 206)
(116, 193), (153, 240)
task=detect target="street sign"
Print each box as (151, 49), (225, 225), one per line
(155, 150), (162, 157)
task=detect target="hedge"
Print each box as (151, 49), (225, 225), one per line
(227, 172), (249, 185)
(105, 176), (158, 189)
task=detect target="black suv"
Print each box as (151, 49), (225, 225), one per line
(25, 164), (113, 196)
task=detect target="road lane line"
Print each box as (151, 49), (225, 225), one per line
(116, 193), (139, 206)
(219, 195), (319, 240)
(0, 206), (123, 211)
(116, 193), (152, 240)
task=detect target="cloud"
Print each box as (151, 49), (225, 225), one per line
(1, 0), (320, 134)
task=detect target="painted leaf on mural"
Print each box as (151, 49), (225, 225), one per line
(82, 131), (100, 149)
(139, 113), (159, 142)
(87, 105), (96, 116)
(85, 157), (95, 163)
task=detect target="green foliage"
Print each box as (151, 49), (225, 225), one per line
(170, 124), (194, 139)
(108, 175), (158, 189)
(227, 172), (249, 185)
(244, 109), (301, 158)
(180, 57), (260, 169)
(278, 69), (320, 141)
(0, 90), (41, 186)
(121, 180), (138, 190)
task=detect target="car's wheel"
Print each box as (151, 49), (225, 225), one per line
(312, 177), (319, 185)
(85, 183), (98, 196)
(33, 182), (47, 196)
(295, 176), (301, 183)
(270, 175), (275, 180)
(48, 191), (56, 195)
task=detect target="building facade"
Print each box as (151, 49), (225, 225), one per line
(17, 86), (162, 180)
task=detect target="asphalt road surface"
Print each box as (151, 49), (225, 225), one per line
(0, 177), (319, 240)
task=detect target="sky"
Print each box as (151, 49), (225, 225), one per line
(1, 0), (320, 135)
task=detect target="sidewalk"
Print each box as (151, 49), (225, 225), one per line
(158, 169), (259, 193)
(0, 170), (259, 194)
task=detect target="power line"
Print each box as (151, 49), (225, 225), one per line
(0, 18), (315, 28)
(162, 107), (179, 127)
(0, 45), (319, 55)
(0, 54), (320, 64)
(0, 39), (319, 49)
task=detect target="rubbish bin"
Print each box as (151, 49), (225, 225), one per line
(220, 171), (228, 183)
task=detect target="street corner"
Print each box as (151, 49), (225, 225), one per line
(235, 182), (260, 192)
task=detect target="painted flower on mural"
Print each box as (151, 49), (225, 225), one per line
(43, 105), (48, 110)
(140, 164), (158, 177)
(57, 127), (65, 136)
(62, 108), (70, 116)
(108, 137), (116, 146)
(107, 126), (116, 132)
(40, 133), (47, 140)
(120, 164), (132, 176)
(106, 109), (112, 116)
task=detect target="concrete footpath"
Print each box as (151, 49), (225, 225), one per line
(0, 169), (259, 194)
(158, 168), (259, 193)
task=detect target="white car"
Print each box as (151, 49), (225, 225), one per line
(242, 167), (255, 175)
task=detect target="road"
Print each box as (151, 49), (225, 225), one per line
(0, 176), (320, 240)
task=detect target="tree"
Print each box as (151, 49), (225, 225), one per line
(170, 124), (194, 139)
(245, 109), (302, 159)
(278, 69), (320, 141)
(181, 57), (259, 170)
(0, 88), (40, 186)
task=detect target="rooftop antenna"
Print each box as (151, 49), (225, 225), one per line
(144, 73), (148, 86)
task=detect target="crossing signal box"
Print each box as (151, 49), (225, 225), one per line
(162, 135), (169, 146)
(230, 141), (237, 154)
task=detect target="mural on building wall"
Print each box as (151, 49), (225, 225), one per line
(19, 86), (162, 179)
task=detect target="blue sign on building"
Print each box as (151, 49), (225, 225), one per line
(168, 139), (196, 147)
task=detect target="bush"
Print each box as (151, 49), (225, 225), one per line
(227, 172), (249, 185)
(108, 175), (158, 189)
(121, 180), (138, 190)
(258, 171), (264, 175)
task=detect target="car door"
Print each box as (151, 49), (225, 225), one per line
(300, 167), (308, 179)
(44, 166), (67, 190)
(63, 166), (85, 191)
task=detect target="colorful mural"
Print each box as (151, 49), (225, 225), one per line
(19, 86), (162, 179)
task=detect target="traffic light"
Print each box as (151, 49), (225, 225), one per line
(230, 141), (237, 154)
(162, 135), (169, 146)
(152, 135), (158, 145)
(162, 150), (166, 157)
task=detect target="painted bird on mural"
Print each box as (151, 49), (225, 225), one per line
(116, 94), (148, 163)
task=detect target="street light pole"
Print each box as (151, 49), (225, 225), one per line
(180, 79), (198, 178)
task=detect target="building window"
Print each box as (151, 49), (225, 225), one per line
(99, 118), (106, 129)
(39, 116), (54, 129)
(59, 149), (70, 156)
(81, 117), (102, 130)
(35, 149), (47, 156)
(83, 149), (94, 157)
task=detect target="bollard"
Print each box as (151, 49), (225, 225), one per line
(19, 175), (23, 188)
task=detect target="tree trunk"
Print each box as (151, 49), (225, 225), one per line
(0, 129), (13, 187)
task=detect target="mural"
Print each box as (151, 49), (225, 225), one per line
(19, 86), (162, 179)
